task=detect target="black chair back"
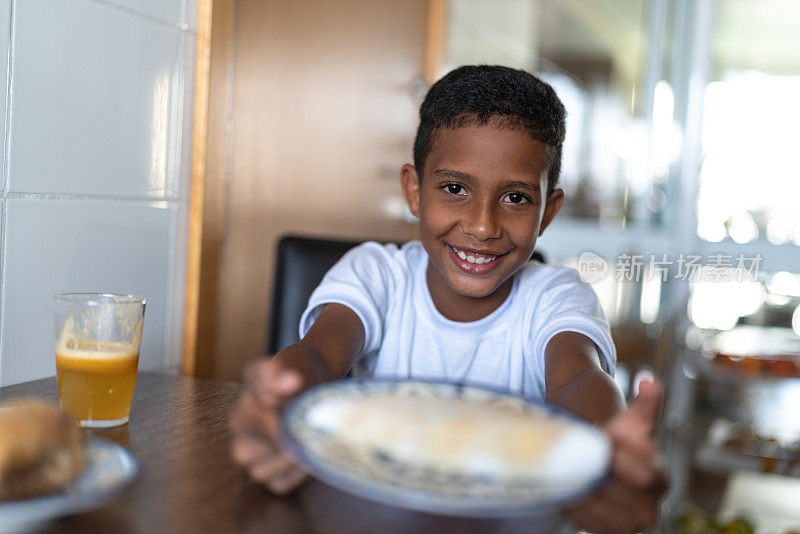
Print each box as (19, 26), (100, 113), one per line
(266, 236), (362, 354)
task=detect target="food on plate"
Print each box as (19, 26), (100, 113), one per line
(0, 399), (85, 500)
(305, 389), (570, 479)
(284, 381), (612, 514)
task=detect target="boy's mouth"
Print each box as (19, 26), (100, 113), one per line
(449, 245), (500, 265)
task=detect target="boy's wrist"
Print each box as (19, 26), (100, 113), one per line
(273, 341), (339, 389)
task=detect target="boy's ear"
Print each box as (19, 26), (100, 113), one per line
(538, 188), (565, 236)
(400, 164), (421, 218)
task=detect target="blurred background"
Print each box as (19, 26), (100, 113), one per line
(190, 0), (800, 378)
(189, 0), (800, 528)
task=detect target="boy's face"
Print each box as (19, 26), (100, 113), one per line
(401, 123), (564, 309)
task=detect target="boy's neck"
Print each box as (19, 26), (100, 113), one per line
(425, 263), (514, 322)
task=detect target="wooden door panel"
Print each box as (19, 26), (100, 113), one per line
(208, 0), (426, 380)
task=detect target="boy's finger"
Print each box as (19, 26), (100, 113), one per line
(266, 464), (308, 496)
(598, 479), (662, 531)
(607, 425), (658, 456)
(611, 447), (665, 490)
(568, 496), (631, 534)
(622, 378), (663, 435)
(230, 392), (283, 442)
(248, 451), (296, 482)
(231, 432), (276, 467)
(243, 361), (279, 405)
(244, 358), (274, 384)
(632, 367), (654, 397)
(273, 370), (303, 396)
(253, 370), (303, 410)
(245, 360), (304, 407)
(229, 392), (260, 433)
(249, 453), (306, 495)
(233, 392), (286, 445)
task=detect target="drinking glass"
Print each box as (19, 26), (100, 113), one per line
(54, 293), (146, 427)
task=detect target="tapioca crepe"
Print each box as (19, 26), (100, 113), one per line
(304, 389), (596, 483)
(285, 381), (613, 514)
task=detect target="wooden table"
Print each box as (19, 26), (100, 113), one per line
(0, 372), (566, 534)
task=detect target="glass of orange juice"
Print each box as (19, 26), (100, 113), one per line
(54, 293), (146, 428)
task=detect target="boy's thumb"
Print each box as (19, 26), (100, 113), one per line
(275, 370), (303, 395)
(628, 377), (663, 434)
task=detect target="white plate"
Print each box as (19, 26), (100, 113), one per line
(281, 379), (611, 517)
(0, 436), (139, 532)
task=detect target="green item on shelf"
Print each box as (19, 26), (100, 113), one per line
(676, 508), (754, 534)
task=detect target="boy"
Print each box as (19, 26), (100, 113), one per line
(231, 65), (665, 533)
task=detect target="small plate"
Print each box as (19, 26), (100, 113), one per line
(0, 436), (139, 532)
(281, 379), (611, 517)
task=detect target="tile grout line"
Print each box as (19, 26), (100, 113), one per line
(80, 0), (195, 34)
(0, 198), (6, 386)
(179, 0), (190, 37)
(169, 28), (186, 207)
(0, 0), (14, 385)
(162, 24), (176, 367)
(165, 206), (179, 370)
(0, 192), (186, 205)
(163, 28), (189, 369)
(2, 0), (14, 193)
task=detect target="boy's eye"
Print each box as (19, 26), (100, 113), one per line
(504, 192), (529, 204)
(444, 183), (466, 195)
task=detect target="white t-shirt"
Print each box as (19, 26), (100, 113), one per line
(299, 241), (615, 400)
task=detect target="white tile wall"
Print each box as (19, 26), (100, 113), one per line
(177, 32), (197, 201)
(182, 0), (198, 31)
(0, 199), (171, 385)
(166, 201), (190, 371)
(0, 0), (197, 386)
(0, 0), (10, 175)
(0, 197), (4, 382)
(8, 0), (180, 198)
(94, 0), (182, 28)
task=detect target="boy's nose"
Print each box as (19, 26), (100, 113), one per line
(462, 201), (501, 241)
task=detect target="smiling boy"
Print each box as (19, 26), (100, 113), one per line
(231, 65), (665, 533)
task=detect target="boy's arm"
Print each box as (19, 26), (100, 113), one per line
(545, 331), (666, 533)
(230, 303), (364, 494)
(544, 331), (624, 423)
(270, 303), (365, 387)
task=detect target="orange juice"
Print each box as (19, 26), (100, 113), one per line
(56, 341), (139, 423)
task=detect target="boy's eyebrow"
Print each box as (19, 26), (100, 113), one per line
(506, 180), (540, 193)
(434, 169), (541, 192)
(434, 168), (475, 182)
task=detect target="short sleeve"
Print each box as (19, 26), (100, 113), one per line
(527, 267), (616, 391)
(298, 242), (399, 357)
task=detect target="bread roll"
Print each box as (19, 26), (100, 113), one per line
(0, 399), (85, 500)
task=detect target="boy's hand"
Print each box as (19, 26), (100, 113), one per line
(229, 358), (308, 495)
(566, 379), (667, 534)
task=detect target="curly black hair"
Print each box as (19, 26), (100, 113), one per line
(413, 65), (567, 195)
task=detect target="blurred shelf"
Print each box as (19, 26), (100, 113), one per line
(668, 416), (800, 477)
(692, 326), (800, 383)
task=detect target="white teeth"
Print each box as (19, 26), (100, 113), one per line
(451, 246), (497, 264)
